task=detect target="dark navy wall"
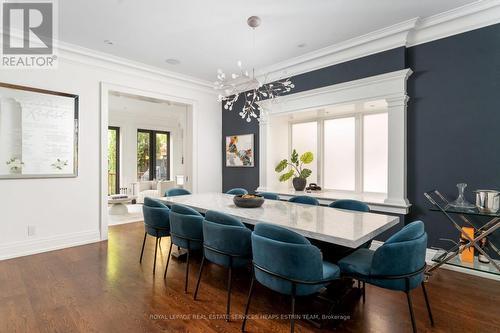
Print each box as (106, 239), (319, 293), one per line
(406, 23), (500, 248)
(222, 24), (500, 248)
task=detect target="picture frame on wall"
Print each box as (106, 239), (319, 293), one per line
(0, 82), (79, 179)
(225, 134), (254, 167)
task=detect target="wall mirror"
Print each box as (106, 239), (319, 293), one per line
(0, 83), (79, 179)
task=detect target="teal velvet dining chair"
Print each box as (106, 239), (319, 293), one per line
(226, 188), (248, 195)
(337, 221), (433, 333)
(257, 192), (280, 200)
(329, 199), (370, 212)
(193, 210), (252, 321)
(166, 188), (191, 197)
(141, 197), (171, 274)
(242, 223), (340, 333)
(164, 204), (203, 292)
(289, 195), (319, 206)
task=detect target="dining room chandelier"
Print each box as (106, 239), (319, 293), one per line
(215, 16), (295, 123)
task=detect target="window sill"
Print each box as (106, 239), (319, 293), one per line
(256, 187), (411, 215)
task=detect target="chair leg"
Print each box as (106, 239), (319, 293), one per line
(139, 232), (147, 263)
(184, 249), (190, 293)
(421, 282), (434, 326)
(163, 241), (173, 280)
(362, 281), (366, 303)
(405, 290), (417, 333)
(193, 256), (205, 300)
(153, 236), (159, 274)
(290, 283), (296, 333)
(241, 274), (255, 332)
(226, 265), (233, 322)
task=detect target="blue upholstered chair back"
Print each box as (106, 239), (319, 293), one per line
(258, 192), (280, 200)
(251, 223), (324, 296)
(166, 188), (191, 197)
(226, 188), (248, 195)
(142, 197), (170, 237)
(371, 221), (427, 291)
(288, 195), (319, 206)
(329, 199), (370, 212)
(202, 210), (252, 267)
(169, 204), (203, 250)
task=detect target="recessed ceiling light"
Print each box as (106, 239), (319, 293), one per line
(166, 58), (180, 65)
(297, 43), (306, 48)
(104, 40), (114, 45)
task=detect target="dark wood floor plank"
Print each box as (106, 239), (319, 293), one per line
(0, 221), (498, 333)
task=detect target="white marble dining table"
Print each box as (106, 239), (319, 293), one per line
(159, 192), (399, 248)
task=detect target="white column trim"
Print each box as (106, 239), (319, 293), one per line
(385, 95), (410, 207)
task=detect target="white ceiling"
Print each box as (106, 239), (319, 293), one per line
(60, 0), (476, 81)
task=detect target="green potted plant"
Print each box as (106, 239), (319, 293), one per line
(275, 149), (313, 191)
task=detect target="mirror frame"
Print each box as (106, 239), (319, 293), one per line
(0, 82), (79, 179)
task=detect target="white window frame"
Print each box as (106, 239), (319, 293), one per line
(290, 109), (388, 195)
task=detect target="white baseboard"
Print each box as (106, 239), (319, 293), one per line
(370, 240), (500, 281)
(0, 230), (101, 261)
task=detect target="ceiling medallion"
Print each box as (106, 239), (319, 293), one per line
(214, 16), (295, 122)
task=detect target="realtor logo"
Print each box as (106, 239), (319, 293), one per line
(1, 1), (58, 68)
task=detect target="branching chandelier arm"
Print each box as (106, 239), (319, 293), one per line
(215, 16), (295, 123)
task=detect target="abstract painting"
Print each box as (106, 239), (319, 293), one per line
(225, 134), (254, 167)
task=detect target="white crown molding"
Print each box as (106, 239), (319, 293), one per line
(1, 29), (215, 94)
(407, 0), (500, 46)
(257, 18), (419, 81)
(258, 0), (500, 81)
(57, 41), (215, 93)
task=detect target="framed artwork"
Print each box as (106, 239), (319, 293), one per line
(0, 82), (79, 179)
(225, 134), (254, 167)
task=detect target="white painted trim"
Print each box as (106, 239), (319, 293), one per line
(58, 41), (214, 93)
(407, 0), (500, 46)
(257, 69), (412, 212)
(370, 240), (500, 281)
(0, 230), (100, 261)
(258, 0), (500, 81)
(100, 82), (199, 241)
(267, 191), (409, 215)
(258, 18), (418, 81)
(0, 28), (215, 93)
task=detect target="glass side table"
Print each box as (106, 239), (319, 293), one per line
(424, 190), (500, 276)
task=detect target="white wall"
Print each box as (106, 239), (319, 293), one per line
(0, 46), (221, 260)
(108, 95), (189, 189)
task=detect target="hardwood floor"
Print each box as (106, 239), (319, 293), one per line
(0, 222), (499, 333)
